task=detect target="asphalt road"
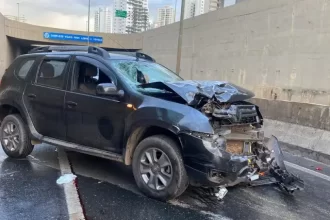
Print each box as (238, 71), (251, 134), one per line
(1, 144), (330, 220)
(0, 145), (68, 220)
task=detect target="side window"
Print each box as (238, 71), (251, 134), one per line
(16, 59), (35, 80)
(36, 60), (68, 89)
(72, 61), (112, 95)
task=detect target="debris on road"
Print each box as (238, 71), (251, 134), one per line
(56, 174), (77, 185)
(215, 187), (228, 200)
(246, 136), (304, 194)
(316, 167), (323, 171)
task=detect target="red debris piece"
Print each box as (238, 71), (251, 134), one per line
(316, 167), (323, 171)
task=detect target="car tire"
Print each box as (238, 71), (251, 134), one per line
(0, 114), (34, 158)
(132, 135), (188, 201)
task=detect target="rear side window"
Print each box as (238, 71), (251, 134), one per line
(16, 59), (35, 80)
(36, 60), (68, 89)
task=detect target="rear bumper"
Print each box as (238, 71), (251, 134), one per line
(180, 132), (250, 187)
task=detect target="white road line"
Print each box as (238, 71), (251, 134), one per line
(58, 148), (85, 220)
(284, 161), (330, 182)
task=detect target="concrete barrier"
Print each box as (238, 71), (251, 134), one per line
(0, 13), (9, 74)
(251, 98), (330, 163)
(251, 98), (330, 131)
(263, 119), (330, 165)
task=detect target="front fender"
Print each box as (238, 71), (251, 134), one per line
(122, 99), (214, 165)
(0, 99), (27, 121)
(125, 105), (214, 138)
(125, 107), (181, 138)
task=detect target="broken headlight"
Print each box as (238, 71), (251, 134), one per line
(189, 132), (226, 149)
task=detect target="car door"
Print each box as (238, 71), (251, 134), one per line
(65, 56), (127, 153)
(23, 55), (70, 140)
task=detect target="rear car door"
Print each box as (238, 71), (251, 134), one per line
(65, 56), (127, 153)
(23, 55), (70, 140)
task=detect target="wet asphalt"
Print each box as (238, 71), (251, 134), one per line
(1, 144), (330, 220)
(0, 145), (68, 220)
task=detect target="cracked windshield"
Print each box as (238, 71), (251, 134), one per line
(110, 60), (182, 85)
(0, 0), (329, 220)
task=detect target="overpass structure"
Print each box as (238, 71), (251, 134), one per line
(0, 14), (143, 71)
(1, 0), (330, 161)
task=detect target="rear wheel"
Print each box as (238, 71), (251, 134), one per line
(132, 135), (188, 201)
(0, 114), (34, 158)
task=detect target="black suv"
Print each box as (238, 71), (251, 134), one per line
(0, 45), (300, 201)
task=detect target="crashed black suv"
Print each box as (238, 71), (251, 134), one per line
(0, 46), (303, 201)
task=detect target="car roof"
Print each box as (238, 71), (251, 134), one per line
(18, 51), (149, 62)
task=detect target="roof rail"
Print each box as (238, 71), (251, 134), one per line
(107, 48), (140, 52)
(28, 45), (110, 59)
(136, 52), (155, 62)
(28, 46), (50, 53)
(106, 49), (155, 62)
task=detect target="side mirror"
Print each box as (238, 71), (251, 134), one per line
(96, 83), (124, 98)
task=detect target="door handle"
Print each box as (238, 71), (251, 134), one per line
(27, 93), (36, 99)
(66, 101), (77, 108)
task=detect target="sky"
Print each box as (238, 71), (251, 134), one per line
(0, 0), (236, 31)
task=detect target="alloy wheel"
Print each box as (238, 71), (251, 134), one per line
(140, 148), (173, 191)
(2, 122), (20, 152)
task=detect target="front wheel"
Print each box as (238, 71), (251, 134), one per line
(132, 135), (188, 201)
(0, 114), (34, 158)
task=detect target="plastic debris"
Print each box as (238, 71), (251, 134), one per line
(316, 167), (323, 171)
(56, 174), (77, 185)
(215, 187), (228, 200)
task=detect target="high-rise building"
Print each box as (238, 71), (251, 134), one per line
(112, 0), (149, 34)
(94, 10), (101, 32)
(156, 6), (175, 27)
(184, 0), (224, 19)
(112, 0), (127, 34)
(184, 0), (196, 19)
(126, 0), (149, 33)
(195, 0), (205, 17)
(94, 7), (112, 33)
(205, 0), (225, 13)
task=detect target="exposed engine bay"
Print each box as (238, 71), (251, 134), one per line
(139, 80), (304, 200)
(199, 99), (304, 198)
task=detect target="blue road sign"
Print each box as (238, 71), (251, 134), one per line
(43, 32), (103, 44)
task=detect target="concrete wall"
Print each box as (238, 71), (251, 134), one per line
(0, 14), (9, 74)
(3, 0), (330, 107)
(142, 0), (330, 106)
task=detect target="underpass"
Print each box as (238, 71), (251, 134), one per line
(1, 0), (330, 219)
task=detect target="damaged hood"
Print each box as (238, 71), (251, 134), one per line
(139, 80), (255, 104)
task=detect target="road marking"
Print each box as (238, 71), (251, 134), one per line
(284, 161), (330, 182)
(58, 148), (85, 220)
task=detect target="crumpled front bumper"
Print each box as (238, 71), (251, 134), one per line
(179, 132), (250, 187)
(180, 132), (304, 193)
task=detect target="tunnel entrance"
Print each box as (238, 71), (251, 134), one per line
(7, 37), (66, 57)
